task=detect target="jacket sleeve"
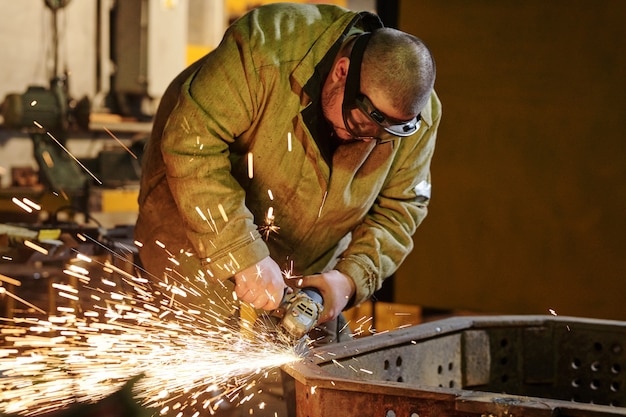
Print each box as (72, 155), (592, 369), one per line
(160, 25), (269, 281)
(335, 93), (442, 306)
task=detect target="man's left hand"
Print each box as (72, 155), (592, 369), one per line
(296, 270), (355, 324)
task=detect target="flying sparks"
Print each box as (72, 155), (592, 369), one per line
(259, 207), (280, 240)
(0, 246), (302, 416)
(32, 121), (102, 185)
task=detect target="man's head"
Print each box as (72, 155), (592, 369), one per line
(322, 28), (436, 143)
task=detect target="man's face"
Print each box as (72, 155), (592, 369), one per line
(322, 33), (423, 143)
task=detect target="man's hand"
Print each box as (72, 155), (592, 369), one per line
(296, 270), (355, 324)
(233, 256), (285, 310)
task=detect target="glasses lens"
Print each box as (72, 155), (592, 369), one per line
(356, 95), (421, 137)
(344, 107), (380, 138)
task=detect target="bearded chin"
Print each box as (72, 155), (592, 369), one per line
(321, 83), (344, 131)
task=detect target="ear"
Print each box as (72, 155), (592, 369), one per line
(330, 57), (350, 83)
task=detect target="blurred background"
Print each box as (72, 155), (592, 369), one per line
(0, 0), (624, 331)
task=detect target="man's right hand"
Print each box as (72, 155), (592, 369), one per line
(233, 256), (285, 310)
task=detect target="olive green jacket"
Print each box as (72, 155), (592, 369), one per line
(135, 3), (441, 307)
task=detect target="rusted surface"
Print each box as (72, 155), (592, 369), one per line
(283, 315), (626, 417)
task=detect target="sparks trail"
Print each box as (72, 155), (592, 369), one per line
(0, 244), (302, 416)
(33, 121), (103, 185)
(103, 126), (138, 159)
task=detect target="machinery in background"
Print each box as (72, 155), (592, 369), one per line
(2, 0), (91, 196)
(0, 0), (146, 225)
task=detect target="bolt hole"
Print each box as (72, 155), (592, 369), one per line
(437, 365), (443, 374)
(500, 357), (508, 365)
(449, 380), (454, 388)
(611, 344), (623, 355)
(611, 363), (621, 374)
(397, 376), (404, 383)
(572, 379), (581, 388)
(591, 361), (601, 372)
(572, 358), (582, 369)
(611, 381), (620, 392)
(500, 338), (509, 348)
(594, 342), (603, 351)
(501, 374), (508, 383)
(448, 362), (453, 371)
(396, 356), (403, 367)
(384, 359), (390, 370)
(591, 379), (600, 390)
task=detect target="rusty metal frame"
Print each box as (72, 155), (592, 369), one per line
(282, 315), (626, 417)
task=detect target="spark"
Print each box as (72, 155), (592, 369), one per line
(218, 204), (229, 222)
(247, 152), (254, 179)
(23, 240), (48, 255)
(21, 198), (41, 211)
(287, 132), (292, 152)
(548, 308), (570, 331)
(0, 287), (47, 315)
(32, 121), (103, 185)
(259, 206), (280, 240)
(103, 127), (138, 159)
(280, 262), (301, 282)
(0, 246), (302, 416)
(317, 191), (327, 218)
(75, 253), (92, 263)
(195, 206), (208, 222)
(0, 274), (21, 286)
(11, 197), (33, 213)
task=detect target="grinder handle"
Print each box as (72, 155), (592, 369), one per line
(300, 287), (323, 304)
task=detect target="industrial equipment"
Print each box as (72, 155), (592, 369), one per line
(283, 315), (626, 417)
(266, 287), (324, 344)
(1, 0), (91, 195)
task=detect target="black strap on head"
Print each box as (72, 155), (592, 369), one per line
(343, 32), (372, 111)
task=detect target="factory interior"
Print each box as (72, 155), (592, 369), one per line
(1, 1), (625, 416)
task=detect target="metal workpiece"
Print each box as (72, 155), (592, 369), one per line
(282, 315), (626, 417)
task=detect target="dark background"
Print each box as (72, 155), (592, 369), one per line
(389, 1), (626, 320)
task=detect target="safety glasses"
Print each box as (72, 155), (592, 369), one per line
(342, 33), (421, 143)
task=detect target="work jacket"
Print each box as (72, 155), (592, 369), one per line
(135, 3), (441, 307)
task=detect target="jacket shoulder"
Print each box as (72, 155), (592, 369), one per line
(228, 4), (356, 60)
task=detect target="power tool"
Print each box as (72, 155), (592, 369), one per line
(266, 287), (324, 343)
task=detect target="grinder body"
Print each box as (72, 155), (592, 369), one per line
(268, 287), (323, 341)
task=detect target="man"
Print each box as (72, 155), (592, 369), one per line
(135, 2), (440, 341)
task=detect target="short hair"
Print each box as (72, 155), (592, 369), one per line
(362, 28), (436, 116)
